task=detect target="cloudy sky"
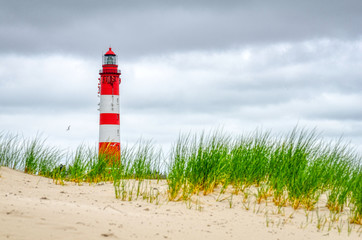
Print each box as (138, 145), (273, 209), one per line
(0, 0), (362, 154)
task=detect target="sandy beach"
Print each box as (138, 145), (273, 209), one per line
(0, 166), (360, 239)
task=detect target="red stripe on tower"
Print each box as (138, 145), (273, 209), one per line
(100, 113), (120, 125)
(98, 48), (121, 160)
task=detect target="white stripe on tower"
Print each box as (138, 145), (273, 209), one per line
(99, 95), (120, 114)
(99, 125), (120, 142)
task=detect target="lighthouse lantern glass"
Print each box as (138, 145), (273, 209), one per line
(103, 55), (117, 65)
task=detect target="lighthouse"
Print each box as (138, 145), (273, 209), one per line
(98, 48), (121, 159)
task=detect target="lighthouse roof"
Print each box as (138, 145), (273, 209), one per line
(105, 48), (116, 56)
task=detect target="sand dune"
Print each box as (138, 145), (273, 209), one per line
(0, 167), (360, 239)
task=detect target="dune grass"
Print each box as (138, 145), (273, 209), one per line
(0, 128), (361, 225)
(0, 133), (163, 184)
(166, 128), (362, 224)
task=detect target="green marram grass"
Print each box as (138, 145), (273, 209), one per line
(0, 128), (361, 225)
(0, 133), (163, 184)
(166, 128), (362, 224)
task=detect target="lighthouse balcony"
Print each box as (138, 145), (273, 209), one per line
(99, 69), (121, 74)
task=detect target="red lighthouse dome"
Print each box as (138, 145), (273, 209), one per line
(105, 47), (116, 56)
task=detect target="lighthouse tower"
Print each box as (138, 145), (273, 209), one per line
(98, 48), (121, 158)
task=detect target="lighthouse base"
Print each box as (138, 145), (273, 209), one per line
(99, 142), (120, 162)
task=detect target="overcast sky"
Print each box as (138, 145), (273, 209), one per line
(0, 0), (362, 155)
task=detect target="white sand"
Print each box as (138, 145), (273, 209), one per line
(0, 166), (361, 239)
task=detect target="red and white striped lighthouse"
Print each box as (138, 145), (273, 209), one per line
(98, 48), (121, 158)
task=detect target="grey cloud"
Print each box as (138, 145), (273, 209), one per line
(0, 0), (361, 58)
(117, 39), (362, 121)
(310, 110), (362, 121)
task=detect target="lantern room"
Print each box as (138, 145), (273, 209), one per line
(103, 48), (117, 65)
